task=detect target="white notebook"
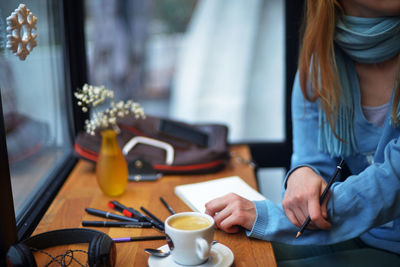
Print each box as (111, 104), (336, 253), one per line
(174, 176), (266, 213)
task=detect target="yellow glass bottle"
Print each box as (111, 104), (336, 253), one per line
(96, 129), (128, 196)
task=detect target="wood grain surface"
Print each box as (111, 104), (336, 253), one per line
(33, 145), (276, 266)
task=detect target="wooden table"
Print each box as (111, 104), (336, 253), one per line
(33, 145), (277, 266)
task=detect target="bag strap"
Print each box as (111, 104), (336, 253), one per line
(122, 136), (175, 165)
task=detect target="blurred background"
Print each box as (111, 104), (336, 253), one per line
(84, 0), (287, 203)
(84, 0), (285, 143)
(0, 0), (289, 224)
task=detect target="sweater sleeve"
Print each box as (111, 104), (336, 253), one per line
(246, 72), (400, 245)
(288, 72), (339, 182)
(247, 136), (400, 245)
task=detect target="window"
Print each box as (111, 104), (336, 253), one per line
(84, 0), (291, 203)
(84, 0), (285, 143)
(0, 0), (82, 241)
(0, 2), (303, 261)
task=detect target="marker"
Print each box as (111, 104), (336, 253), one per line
(112, 235), (166, 243)
(108, 200), (164, 231)
(108, 200), (147, 222)
(85, 208), (139, 222)
(160, 197), (175, 214)
(140, 206), (165, 231)
(82, 221), (153, 228)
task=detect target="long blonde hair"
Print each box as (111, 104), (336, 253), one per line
(298, 0), (400, 134)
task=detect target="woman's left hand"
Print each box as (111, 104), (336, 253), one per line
(205, 193), (257, 233)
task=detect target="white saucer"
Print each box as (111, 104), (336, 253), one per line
(148, 243), (234, 267)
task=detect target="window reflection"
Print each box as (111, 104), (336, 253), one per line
(85, 0), (285, 143)
(0, 1), (71, 215)
(85, 0), (197, 104)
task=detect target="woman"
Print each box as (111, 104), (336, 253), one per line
(205, 0), (400, 265)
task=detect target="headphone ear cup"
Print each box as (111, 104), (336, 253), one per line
(6, 243), (37, 267)
(88, 233), (115, 267)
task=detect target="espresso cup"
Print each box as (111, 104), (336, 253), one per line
(165, 212), (215, 265)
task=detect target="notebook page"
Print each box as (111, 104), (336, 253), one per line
(174, 176), (266, 213)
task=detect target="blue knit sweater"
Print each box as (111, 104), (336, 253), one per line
(247, 72), (400, 254)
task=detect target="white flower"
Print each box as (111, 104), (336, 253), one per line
(75, 84), (145, 135)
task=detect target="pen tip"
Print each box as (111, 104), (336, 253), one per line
(296, 232), (301, 239)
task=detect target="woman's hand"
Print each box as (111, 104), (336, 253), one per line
(205, 193), (256, 233)
(282, 167), (331, 230)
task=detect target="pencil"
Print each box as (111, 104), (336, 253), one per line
(296, 159), (345, 238)
(160, 197), (175, 214)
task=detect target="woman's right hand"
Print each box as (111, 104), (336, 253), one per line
(282, 167), (331, 230)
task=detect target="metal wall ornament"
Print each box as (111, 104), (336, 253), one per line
(6, 4), (37, 60)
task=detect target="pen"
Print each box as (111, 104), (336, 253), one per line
(160, 197), (175, 214)
(82, 220), (153, 228)
(112, 235), (166, 243)
(108, 200), (164, 231)
(138, 211), (165, 232)
(108, 200), (147, 222)
(85, 208), (139, 222)
(296, 159), (345, 238)
(140, 206), (165, 228)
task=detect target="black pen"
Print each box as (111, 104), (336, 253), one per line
(138, 211), (165, 232)
(140, 206), (165, 228)
(160, 197), (175, 214)
(128, 208), (164, 231)
(82, 220), (153, 228)
(85, 208), (139, 222)
(296, 159), (345, 238)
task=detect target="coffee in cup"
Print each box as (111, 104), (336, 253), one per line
(165, 212), (215, 265)
(168, 214), (211, 230)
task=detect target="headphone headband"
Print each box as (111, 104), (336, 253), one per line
(23, 228), (106, 249)
(7, 228), (115, 267)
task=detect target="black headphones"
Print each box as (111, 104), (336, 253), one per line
(6, 228), (116, 267)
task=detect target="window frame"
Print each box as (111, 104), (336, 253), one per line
(0, 0), (304, 264)
(0, 0), (88, 262)
(249, 0), (304, 172)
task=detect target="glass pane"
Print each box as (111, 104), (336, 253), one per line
(257, 167), (285, 204)
(84, 0), (285, 143)
(0, 1), (71, 217)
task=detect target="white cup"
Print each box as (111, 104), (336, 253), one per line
(165, 212), (215, 265)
